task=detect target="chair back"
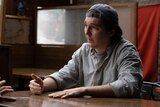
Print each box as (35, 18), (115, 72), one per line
(140, 81), (160, 100)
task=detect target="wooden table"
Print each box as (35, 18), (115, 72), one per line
(1, 91), (160, 107)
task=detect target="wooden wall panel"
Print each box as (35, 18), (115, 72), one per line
(35, 45), (79, 69)
(11, 45), (35, 68)
(38, 0), (76, 7)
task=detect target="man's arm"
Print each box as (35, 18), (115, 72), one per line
(48, 84), (116, 98)
(83, 84), (116, 97)
(43, 77), (57, 92)
(29, 74), (57, 94)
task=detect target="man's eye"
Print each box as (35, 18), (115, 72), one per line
(91, 26), (99, 29)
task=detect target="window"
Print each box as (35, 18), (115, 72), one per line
(37, 9), (86, 45)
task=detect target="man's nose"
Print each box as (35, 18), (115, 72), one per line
(85, 27), (91, 36)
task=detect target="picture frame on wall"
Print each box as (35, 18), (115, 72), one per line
(3, 15), (31, 44)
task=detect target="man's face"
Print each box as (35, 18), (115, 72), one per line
(84, 17), (112, 49)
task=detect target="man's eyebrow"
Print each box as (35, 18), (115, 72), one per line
(91, 22), (102, 27)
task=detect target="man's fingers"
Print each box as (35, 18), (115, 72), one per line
(30, 73), (43, 89)
(0, 86), (14, 95)
(31, 73), (40, 80)
(29, 81), (43, 95)
(0, 80), (6, 87)
(31, 74), (42, 84)
(29, 80), (40, 87)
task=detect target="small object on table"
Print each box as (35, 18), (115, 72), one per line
(0, 96), (16, 102)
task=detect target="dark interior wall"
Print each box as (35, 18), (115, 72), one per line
(6, 0), (37, 16)
(34, 45), (79, 69)
(11, 45), (79, 69)
(11, 45), (35, 68)
(0, 45), (12, 85)
(78, 0), (160, 6)
(6, 0), (160, 15)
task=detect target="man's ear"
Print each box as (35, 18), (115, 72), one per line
(107, 30), (115, 37)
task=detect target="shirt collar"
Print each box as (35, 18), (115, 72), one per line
(90, 44), (114, 56)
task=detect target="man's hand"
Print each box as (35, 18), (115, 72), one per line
(29, 73), (44, 95)
(48, 87), (86, 98)
(0, 80), (14, 95)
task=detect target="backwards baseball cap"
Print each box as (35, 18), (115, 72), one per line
(86, 4), (122, 36)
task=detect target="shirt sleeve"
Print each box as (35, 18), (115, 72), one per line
(49, 47), (82, 91)
(110, 45), (143, 97)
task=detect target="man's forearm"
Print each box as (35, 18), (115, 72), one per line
(83, 84), (116, 97)
(43, 77), (57, 92)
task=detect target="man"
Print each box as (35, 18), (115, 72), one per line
(29, 4), (143, 98)
(0, 80), (13, 95)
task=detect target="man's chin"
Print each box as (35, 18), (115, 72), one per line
(88, 43), (95, 48)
